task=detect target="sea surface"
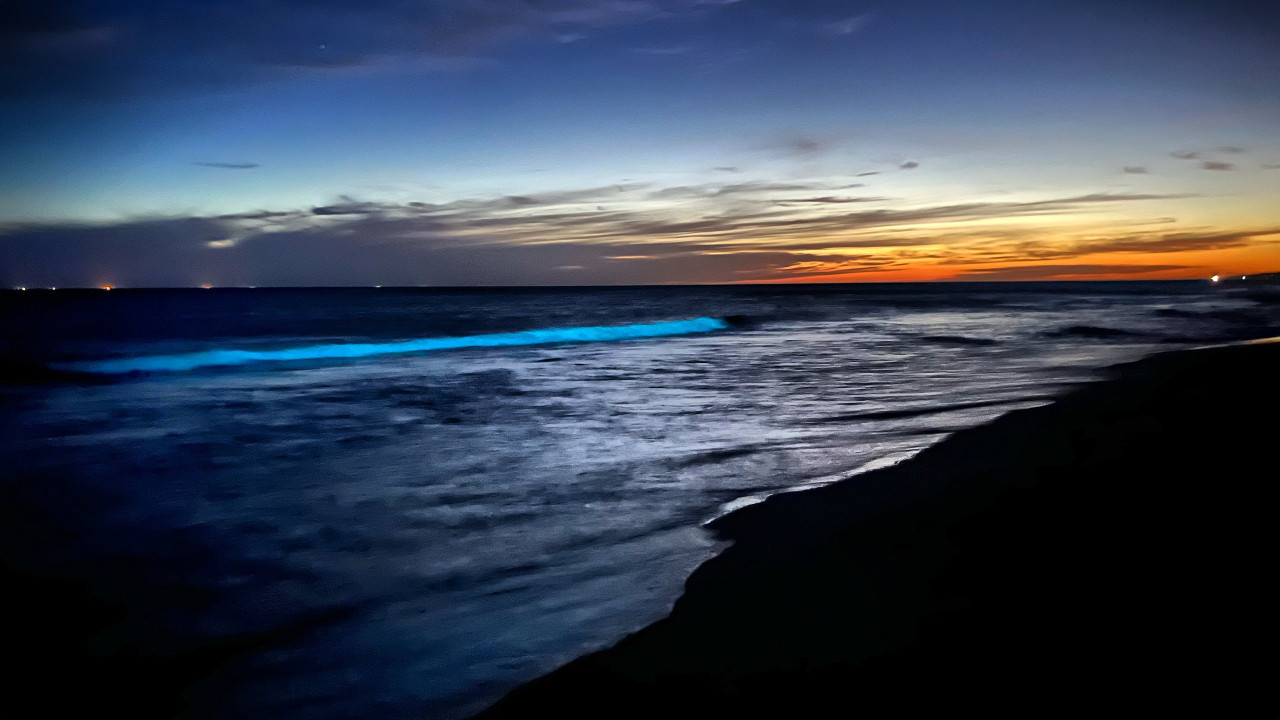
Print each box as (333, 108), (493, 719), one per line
(2, 282), (1277, 718)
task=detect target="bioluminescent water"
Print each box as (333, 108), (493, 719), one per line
(54, 316), (730, 374)
(2, 283), (1276, 719)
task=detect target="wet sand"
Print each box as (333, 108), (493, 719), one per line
(480, 339), (1279, 718)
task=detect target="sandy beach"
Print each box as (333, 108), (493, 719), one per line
(480, 338), (1279, 718)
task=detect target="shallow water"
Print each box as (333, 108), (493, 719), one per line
(2, 282), (1276, 718)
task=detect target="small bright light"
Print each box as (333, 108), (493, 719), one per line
(19, 286), (26, 291)
(203, 284), (213, 289)
(101, 285), (113, 290)
(1241, 276), (1246, 280)
(1211, 275), (1219, 282)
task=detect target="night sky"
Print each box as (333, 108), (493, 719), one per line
(2, 0), (1278, 287)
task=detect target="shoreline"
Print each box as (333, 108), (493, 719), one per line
(479, 338), (1279, 718)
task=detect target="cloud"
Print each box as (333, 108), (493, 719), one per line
(472, 183), (651, 208)
(647, 181), (830, 199)
(787, 135), (824, 155)
(192, 161), (261, 169)
(1264, 163), (1280, 170)
(1, 181), (1245, 288)
(1123, 166), (1148, 174)
(826, 14), (874, 36)
(1172, 146), (1246, 161)
(765, 133), (831, 157)
(1, 0), (728, 99)
(1201, 161), (1234, 171)
(900, 161), (919, 170)
(782, 195), (880, 204)
(630, 45), (693, 55)
(954, 264), (1193, 281)
(311, 199), (389, 216)
(0, 214), (860, 287)
(1066, 228), (1278, 255)
(932, 227), (1278, 268)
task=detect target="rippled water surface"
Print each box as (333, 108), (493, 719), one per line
(3, 283), (1276, 718)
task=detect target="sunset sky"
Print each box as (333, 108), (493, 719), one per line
(2, 0), (1278, 286)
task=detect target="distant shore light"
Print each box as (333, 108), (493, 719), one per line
(1211, 275), (1220, 282)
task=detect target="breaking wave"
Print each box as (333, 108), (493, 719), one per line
(57, 317), (731, 375)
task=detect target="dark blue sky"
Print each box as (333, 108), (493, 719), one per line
(2, 0), (1278, 286)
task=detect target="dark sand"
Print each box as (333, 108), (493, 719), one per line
(480, 340), (1279, 718)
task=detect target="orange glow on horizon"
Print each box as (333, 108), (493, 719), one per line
(732, 235), (1280, 284)
(749, 260), (1273, 284)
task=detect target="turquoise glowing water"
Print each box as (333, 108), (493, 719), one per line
(55, 316), (730, 374)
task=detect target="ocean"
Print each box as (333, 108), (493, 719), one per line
(2, 282), (1276, 718)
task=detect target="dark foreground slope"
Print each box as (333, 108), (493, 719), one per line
(481, 340), (1279, 718)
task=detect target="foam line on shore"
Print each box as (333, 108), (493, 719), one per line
(57, 317), (731, 374)
(704, 450), (921, 527)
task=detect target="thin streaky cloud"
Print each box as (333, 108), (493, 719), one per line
(781, 196), (885, 204)
(630, 45), (692, 55)
(192, 161), (261, 169)
(955, 264), (1192, 280)
(764, 132), (831, 157)
(1172, 147), (1246, 161)
(827, 14), (874, 36)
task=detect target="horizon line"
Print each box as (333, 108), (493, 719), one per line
(7, 276), (1260, 292)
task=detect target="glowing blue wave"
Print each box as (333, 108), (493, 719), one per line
(59, 317), (731, 374)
